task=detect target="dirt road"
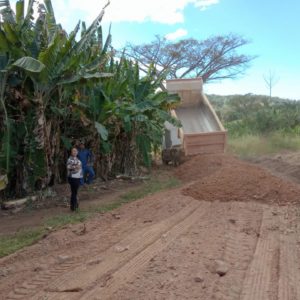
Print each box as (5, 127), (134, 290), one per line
(1, 154), (300, 299)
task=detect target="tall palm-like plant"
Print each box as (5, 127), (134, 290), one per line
(0, 0), (112, 195)
(0, 0), (46, 193)
(0, 0), (181, 197)
(76, 57), (180, 176)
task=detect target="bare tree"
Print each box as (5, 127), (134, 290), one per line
(124, 34), (255, 83)
(263, 70), (280, 100)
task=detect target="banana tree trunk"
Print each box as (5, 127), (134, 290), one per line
(113, 127), (138, 176)
(33, 92), (52, 188)
(52, 125), (61, 183)
(123, 131), (138, 176)
(0, 70), (10, 175)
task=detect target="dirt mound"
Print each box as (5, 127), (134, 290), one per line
(174, 153), (224, 182)
(177, 154), (300, 205)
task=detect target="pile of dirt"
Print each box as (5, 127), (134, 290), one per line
(176, 154), (300, 205)
(174, 153), (224, 182)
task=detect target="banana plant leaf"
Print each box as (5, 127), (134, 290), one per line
(0, 0), (15, 24)
(0, 30), (9, 52)
(2, 23), (18, 44)
(43, 0), (57, 41)
(15, 0), (24, 24)
(95, 121), (108, 141)
(61, 136), (72, 150)
(58, 72), (113, 85)
(12, 56), (45, 73)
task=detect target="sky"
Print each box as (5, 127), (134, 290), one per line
(10, 0), (300, 99)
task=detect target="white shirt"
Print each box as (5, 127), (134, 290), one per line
(67, 156), (83, 178)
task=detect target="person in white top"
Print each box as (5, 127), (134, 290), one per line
(66, 148), (83, 211)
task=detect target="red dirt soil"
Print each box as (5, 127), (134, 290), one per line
(1, 153), (300, 299)
(176, 154), (300, 205)
(0, 178), (142, 235)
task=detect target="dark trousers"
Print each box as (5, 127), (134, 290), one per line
(68, 177), (81, 211)
(80, 165), (95, 185)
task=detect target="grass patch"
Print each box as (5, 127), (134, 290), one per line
(45, 211), (91, 228)
(0, 212), (91, 258)
(228, 132), (300, 158)
(96, 176), (180, 213)
(0, 174), (180, 258)
(119, 177), (179, 203)
(0, 228), (44, 258)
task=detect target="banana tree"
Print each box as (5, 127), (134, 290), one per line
(112, 60), (180, 174)
(0, 44), (45, 195)
(20, 1), (112, 189)
(0, 0), (38, 181)
(0, 0), (112, 195)
(80, 57), (180, 176)
(0, 0), (181, 196)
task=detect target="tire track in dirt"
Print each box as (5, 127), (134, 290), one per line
(278, 206), (300, 300)
(109, 200), (231, 300)
(3, 217), (133, 299)
(208, 203), (263, 300)
(1, 207), (143, 268)
(102, 201), (264, 300)
(3, 192), (188, 300)
(5, 261), (82, 300)
(17, 200), (203, 300)
(5, 223), (133, 300)
(241, 206), (280, 300)
(3, 221), (138, 300)
(78, 201), (212, 300)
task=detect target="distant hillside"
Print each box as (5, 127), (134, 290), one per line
(205, 94), (300, 136)
(207, 94), (298, 103)
(207, 94), (299, 113)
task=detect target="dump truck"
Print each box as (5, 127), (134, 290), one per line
(162, 78), (226, 165)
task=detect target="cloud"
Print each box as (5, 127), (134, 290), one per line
(194, 0), (220, 11)
(165, 28), (188, 40)
(51, 0), (220, 28)
(106, 0), (220, 24)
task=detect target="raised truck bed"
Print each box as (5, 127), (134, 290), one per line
(165, 78), (226, 156)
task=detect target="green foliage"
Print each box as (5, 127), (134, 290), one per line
(210, 94), (300, 158)
(74, 56), (180, 174)
(45, 211), (90, 228)
(209, 94), (300, 137)
(119, 176), (180, 203)
(228, 133), (300, 158)
(0, 0), (180, 196)
(95, 121), (108, 141)
(12, 56), (45, 72)
(0, 211), (89, 257)
(0, 228), (44, 258)
(92, 175), (180, 213)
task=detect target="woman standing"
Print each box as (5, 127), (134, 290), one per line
(67, 148), (83, 211)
